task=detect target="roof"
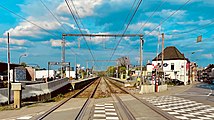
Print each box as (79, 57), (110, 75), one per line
(152, 46), (187, 61)
(204, 64), (214, 71)
(0, 62), (22, 72)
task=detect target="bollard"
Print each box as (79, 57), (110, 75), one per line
(11, 83), (22, 108)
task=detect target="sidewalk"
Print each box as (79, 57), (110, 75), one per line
(133, 83), (196, 98)
(0, 101), (58, 119)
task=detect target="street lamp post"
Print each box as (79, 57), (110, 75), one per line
(19, 54), (27, 64)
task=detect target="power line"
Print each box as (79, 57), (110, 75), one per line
(0, 3), (83, 62)
(64, 0), (96, 61)
(39, 0), (69, 33)
(144, 0), (191, 37)
(168, 20), (214, 36)
(107, 0), (143, 66)
(116, 0), (139, 53)
(119, 0), (138, 32)
(0, 4), (60, 39)
(70, 0), (85, 29)
(137, 0), (166, 33)
(40, 0), (79, 49)
(125, 0), (191, 55)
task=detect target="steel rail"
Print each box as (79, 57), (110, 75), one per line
(103, 77), (136, 120)
(36, 77), (99, 120)
(106, 77), (178, 120)
(75, 78), (101, 120)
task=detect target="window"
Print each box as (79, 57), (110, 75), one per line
(171, 63), (174, 70)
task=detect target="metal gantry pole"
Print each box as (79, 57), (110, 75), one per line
(86, 61), (88, 78)
(161, 33), (164, 85)
(140, 36), (144, 85)
(75, 54), (77, 80)
(69, 62), (70, 79)
(61, 36), (65, 79)
(7, 32), (10, 104)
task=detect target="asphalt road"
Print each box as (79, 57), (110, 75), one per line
(174, 82), (214, 105)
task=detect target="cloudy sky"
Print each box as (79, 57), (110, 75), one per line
(0, 0), (213, 70)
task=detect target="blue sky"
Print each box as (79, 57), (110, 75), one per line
(0, 0), (213, 70)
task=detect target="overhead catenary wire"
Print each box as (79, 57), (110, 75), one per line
(119, 0), (138, 33)
(167, 20), (214, 36)
(144, 0), (191, 38)
(137, 0), (167, 33)
(0, 3), (84, 62)
(116, 0), (140, 53)
(119, 0), (166, 59)
(107, 0), (143, 66)
(70, 0), (85, 29)
(64, 0), (96, 61)
(39, 0), (69, 33)
(0, 4), (60, 39)
(125, 0), (191, 55)
(40, 0), (80, 49)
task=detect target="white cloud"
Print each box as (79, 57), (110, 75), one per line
(0, 46), (27, 51)
(0, 38), (27, 45)
(84, 32), (110, 44)
(146, 9), (187, 19)
(177, 19), (212, 25)
(129, 22), (157, 31)
(47, 39), (75, 47)
(3, 17), (60, 38)
(202, 54), (213, 59)
(57, 0), (102, 18)
(165, 0), (214, 5)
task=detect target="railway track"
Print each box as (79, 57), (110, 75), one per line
(36, 77), (101, 120)
(105, 77), (177, 120)
(103, 77), (135, 120)
(35, 77), (176, 120)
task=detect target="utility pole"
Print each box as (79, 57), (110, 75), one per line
(61, 36), (65, 79)
(7, 32), (10, 104)
(156, 27), (160, 85)
(161, 33), (164, 85)
(75, 54), (77, 80)
(86, 61), (88, 78)
(140, 35), (144, 85)
(116, 60), (118, 78)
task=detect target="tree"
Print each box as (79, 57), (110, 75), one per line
(106, 66), (116, 77)
(119, 66), (126, 74)
(20, 62), (27, 67)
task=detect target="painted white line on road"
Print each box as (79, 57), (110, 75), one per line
(93, 114), (106, 117)
(106, 116), (119, 120)
(94, 110), (105, 113)
(16, 116), (32, 119)
(175, 94), (209, 97)
(207, 89), (212, 96)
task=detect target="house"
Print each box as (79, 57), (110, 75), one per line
(203, 64), (214, 82)
(151, 46), (190, 85)
(190, 62), (198, 83)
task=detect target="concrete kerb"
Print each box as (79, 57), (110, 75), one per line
(109, 77), (136, 87)
(70, 76), (98, 90)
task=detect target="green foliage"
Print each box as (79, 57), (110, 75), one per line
(20, 62), (27, 67)
(119, 66), (126, 74)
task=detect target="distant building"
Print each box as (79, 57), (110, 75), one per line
(203, 64), (214, 81)
(190, 62), (198, 83)
(151, 46), (190, 85)
(0, 62), (22, 81)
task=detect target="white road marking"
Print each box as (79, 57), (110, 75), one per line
(16, 116), (32, 120)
